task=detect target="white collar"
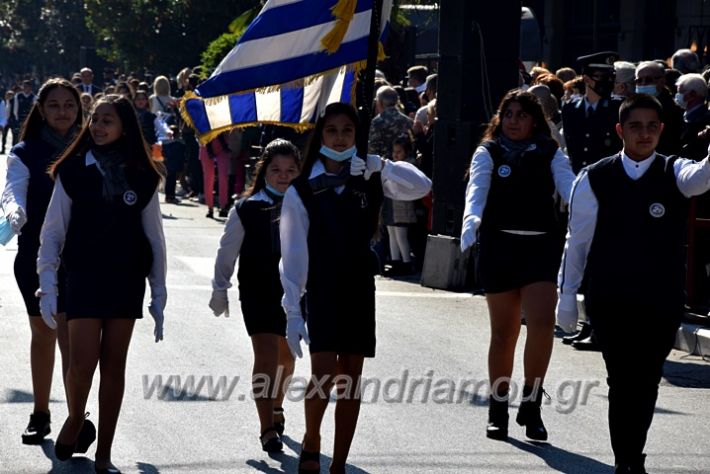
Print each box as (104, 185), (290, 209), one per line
(621, 150), (656, 177)
(583, 97), (599, 111)
(85, 150), (97, 166)
(415, 83), (427, 94)
(308, 158), (345, 179)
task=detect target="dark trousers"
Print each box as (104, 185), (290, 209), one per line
(162, 141), (185, 198)
(184, 135), (202, 194)
(585, 298), (681, 466)
(1, 123), (12, 151)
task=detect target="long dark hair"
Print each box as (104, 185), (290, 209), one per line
(481, 89), (552, 142)
(49, 94), (163, 180)
(302, 102), (360, 175)
(19, 78), (83, 142)
(244, 138), (301, 198)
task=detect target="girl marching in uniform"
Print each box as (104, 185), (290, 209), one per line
(37, 94), (167, 474)
(2, 78), (82, 445)
(209, 138), (301, 453)
(460, 89), (575, 441)
(280, 103), (431, 474)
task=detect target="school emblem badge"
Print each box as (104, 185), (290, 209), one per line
(649, 202), (665, 218)
(498, 165), (512, 178)
(123, 190), (138, 206)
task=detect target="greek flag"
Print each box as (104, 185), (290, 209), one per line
(181, 0), (391, 144)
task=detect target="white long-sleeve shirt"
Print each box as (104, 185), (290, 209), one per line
(1, 153), (30, 219)
(279, 159), (432, 313)
(212, 189), (274, 291)
(463, 144), (576, 232)
(557, 150), (710, 312)
(36, 152), (167, 295)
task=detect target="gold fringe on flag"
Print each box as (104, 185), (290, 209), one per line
(321, 0), (357, 54)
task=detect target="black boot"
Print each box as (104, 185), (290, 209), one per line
(629, 454), (648, 474)
(486, 394), (509, 440)
(516, 385), (548, 441)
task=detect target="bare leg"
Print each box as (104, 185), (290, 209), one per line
(330, 355), (365, 474)
(94, 319), (135, 470)
(274, 336), (295, 416)
(55, 313), (70, 385)
(520, 282), (556, 388)
(57, 319), (102, 445)
(251, 334), (281, 438)
(28, 316), (57, 415)
(302, 352), (337, 471)
(486, 290), (522, 394)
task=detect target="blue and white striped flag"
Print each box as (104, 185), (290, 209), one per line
(182, 0), (391, 144)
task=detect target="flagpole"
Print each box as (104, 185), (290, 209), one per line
(356, 0), (384, 158)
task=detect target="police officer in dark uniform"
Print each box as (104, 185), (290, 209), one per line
(561, 52), (624, 350)
(562, 52), (624, 175)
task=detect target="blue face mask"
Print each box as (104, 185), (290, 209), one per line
(635, 85), (659, 97)
(320, 145), (356, 162)
(265, 183), (285, 197)
(0, 215), (15, 246)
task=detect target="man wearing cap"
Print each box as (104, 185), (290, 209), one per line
(560, 52), (624, 350)
(407, 65), (429, 94)
(562, 51), (624, 175)
(635, 61), (683, 155)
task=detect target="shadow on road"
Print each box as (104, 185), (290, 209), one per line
(508, 437), (612, 474)
(662, 358), (710, 388)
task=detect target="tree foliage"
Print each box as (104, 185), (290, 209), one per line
(199, 6), (260, 78)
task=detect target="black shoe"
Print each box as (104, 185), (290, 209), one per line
(572, 334), (600, 351)
(562, 322), (592, 345)
(273, 407), (285, 436)
(164, 196), (181, 204)
(218, 206), (229, 218)
(22, 411), (51, 445)
(54, 413), (96, 461)
(298, 442), (320, 474)
(486, 394), (509, 440)
(516, 385), (549, 441)
(75, 417), (97, 454)
(260, 427), (283, 453)
(206, 208), (214, 218)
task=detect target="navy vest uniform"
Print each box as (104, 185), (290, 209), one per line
(562, 97), (623, 174)
(291, 171), (383, 356)
(235, 193), (287, 336)
(584, 153), (688, 311)
(476, 137), (565, 293)
(581, 153), (687, 469)
(480, 138), (559, 233)
(15, 94), (34, 125)
(11, 139), (66, 315)
(58, 152), (158, 318)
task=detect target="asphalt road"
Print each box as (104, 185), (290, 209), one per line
(1, 151), (709, 473)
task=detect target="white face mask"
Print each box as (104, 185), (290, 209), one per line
(674, 92), (688, 109)
(319, 145), (356, 162)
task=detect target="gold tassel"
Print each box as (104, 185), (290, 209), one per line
(321, 0), (357, 54)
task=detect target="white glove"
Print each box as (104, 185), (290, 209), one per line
(460, 216), (480, 252)
(556, 293), (579, 333)
(8, 207), (27, 235)
(350, 156), (366, 176)
(37, 290), (58, 330)
(209, 289), (229, 317)
(364, 154), (384, 180)
(286, 310), (310, 358)
(149, 289), (167, 342)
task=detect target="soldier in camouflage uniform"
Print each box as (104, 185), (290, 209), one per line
(368, 86), (413, 159)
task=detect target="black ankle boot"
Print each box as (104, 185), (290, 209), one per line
(516, 385), (548, 441)
(486, 394), (509, 440)
(629, 454), (648, 474)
